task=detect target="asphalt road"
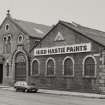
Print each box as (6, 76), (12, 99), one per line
(0, 89), (105, 105)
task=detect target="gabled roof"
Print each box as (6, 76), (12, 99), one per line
(31, 20), (105, 51)
(60, 21), (105, 46)
(12, 19), (51, 38)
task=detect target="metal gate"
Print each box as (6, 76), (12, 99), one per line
(15, 53), (26, 81)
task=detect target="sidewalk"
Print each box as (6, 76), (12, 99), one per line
(0, 85), (105, 99)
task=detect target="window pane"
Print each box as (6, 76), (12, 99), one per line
(32, 60), (39, 75)
(47, 59), (54, 75)
(84, 57), (95, 76)
(64, 58), (73, 75)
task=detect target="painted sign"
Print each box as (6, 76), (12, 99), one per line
(34, 43), (91, 56)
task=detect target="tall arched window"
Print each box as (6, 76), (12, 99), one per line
(3, 34), (11, 54)
(63, 57), (74, 76)
(32, 59), (39, 75)
(15, 52), (26, 81)
(46, 58), (55, 76)
(83, 56), (96, 77)
(6, 35), (11, 53)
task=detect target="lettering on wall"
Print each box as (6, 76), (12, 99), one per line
(34, 43), (91, 56)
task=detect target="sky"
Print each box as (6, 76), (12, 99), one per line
(0, 0), (105, 31)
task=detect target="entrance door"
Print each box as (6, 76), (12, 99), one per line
(15, 53), (26, 81)
(0, 64), (3, 84)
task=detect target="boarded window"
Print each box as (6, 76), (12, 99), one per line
(84, 57), (95, 76)
(32, 60), (39, 75)
(47, 59), (55, 75)
(64, 58), (73, 75)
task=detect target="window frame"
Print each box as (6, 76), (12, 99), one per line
(82, 55), (97, 78)
(5, 24), (9, 31)
(3, 36), (7, 42)
(31, 58), (40, 76)
(45, 57), (56, 76)
(62, 56), (74, 77)
(18, 34), (24, 43)
(6, 63), (9, 76)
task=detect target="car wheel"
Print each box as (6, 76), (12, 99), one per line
(16, 88), (18, 92)
(25, 89), (28, 93)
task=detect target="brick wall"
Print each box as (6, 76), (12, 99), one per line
(30, 23), (104, 92)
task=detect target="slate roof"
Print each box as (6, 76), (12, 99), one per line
(61, 21), (105, 46)
(12, 19), (51, 38)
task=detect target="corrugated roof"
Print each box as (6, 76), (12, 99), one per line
(13, 19), (51, 38)
(61, 21), (105, 46)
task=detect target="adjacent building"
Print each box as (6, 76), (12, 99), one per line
(0, 11), (51, 85)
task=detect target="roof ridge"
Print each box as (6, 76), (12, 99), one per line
(13, 18), (51, 27)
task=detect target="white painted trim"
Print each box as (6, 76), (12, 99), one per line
(45, 57), (56, 76)
(82, 55), (97, 78)
(62, 56), (75, 77)
(31, 58), (40, 76)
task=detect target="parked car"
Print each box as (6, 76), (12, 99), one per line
(14, 81), (38, 93)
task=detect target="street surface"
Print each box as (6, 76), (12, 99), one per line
(0, 89), (105, 105)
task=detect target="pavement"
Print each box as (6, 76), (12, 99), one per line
(0, 85), (105, 99)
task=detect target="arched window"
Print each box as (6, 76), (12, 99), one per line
(5, 24), (9, 31)
(46, 58), (55, 76)
(15, 52), (26, 81)
(83, 56), (96, 77)
(18, 35), (24, 43)
(32, 59), (39, 75)
(63, 57), (74, 76)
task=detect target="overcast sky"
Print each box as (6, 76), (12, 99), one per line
(0, 0), (105, 31)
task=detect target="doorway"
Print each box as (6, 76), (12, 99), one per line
(0, 64), (3, 84)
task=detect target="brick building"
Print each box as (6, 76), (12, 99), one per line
(0, 11), (51, 86)
(1, 11), (105, 93)
(30, 21), (105, 93)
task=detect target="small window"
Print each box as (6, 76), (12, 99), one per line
(19, 36), (22, 42)
(3, 37), (7, 42)
(18, 35), (23, 43)
(8, 35), (11, 41)
(5, 24), (9, 31)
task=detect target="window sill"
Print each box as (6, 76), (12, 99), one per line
(83, 76), (96, 78)
(62, 75), (74, 78)
(31, 74), (40, 77)
(45, 75), (56, 78)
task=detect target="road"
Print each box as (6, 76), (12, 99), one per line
(0, 89), (105, 105)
